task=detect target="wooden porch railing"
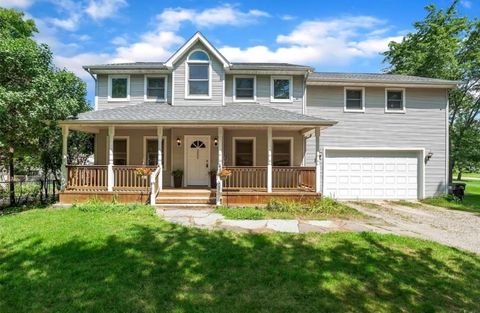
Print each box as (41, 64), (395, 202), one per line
(113, 166), (156, 191)
(223, 166), (315, 191)
(66, 165), (108, 191)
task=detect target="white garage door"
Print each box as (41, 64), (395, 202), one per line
(324, 150), (420, 200)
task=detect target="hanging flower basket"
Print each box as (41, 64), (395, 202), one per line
(135, 167), (153, 178)
(219, 169), (232, 180)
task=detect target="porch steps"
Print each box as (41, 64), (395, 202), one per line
(156, 189), (216, 205)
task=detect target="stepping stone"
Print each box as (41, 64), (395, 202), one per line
(193, 213), (224, 226)
(305, 220), (336, 228)
(162, 209), (210, 218)
(164, 216), (192, 226)
(221, 219), (267, 230)
(298, 222), (329, 233)
(266, 220), (299, 233)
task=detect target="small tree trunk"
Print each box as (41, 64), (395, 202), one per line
(8, 150), (15, 206)
(457, 171), (462, 181)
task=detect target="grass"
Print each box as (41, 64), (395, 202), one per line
(421, 178), (480, 213)
(216, 198), (363, 220)
(0, 204), (479, 312)
(388, 200), (424, 208)
(350, 201), (383, 210)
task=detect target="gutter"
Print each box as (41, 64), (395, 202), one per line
(85, 67), (98, 111)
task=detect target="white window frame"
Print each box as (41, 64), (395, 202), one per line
(144, 75), (167, 102)
(108, 75), (130, 102)
(233, 75), (256, 102)
(106, 136), (129, 165)
(344, 87), (365, 113)
(270, 75), (293, 103)
(272, 137), (294, 166)
(185, 49), (212, 99)
(385, 88), (406, 113)
(143, 136), (167, 170)
(232, 137), (256, 166)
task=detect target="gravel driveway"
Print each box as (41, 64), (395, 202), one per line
(347, 201), (480, 254)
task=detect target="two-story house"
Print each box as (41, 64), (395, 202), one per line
(59, 32), (457, 205)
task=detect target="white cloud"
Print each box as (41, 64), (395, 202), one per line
(280, 15), (296, 21)
(157, 5), (270, 31)
(0, 0), (34, 8)
(48, 14), (81, 31)
(220, 16), (403, 66)
(85, 0), (127, 20)
(461, 1), (472, 8)
(111, 36), (128, 46)
(55, 52), (110, 78)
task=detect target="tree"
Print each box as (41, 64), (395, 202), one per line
(383, 0), (480, 182)
(0, 8), (89, 205)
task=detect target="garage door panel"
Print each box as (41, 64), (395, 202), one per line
(324, 150), (419, 200)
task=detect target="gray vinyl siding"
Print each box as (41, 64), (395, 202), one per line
(172, 42), (224, 106)
(224, 74), (304, 113)
(96, 74), (172, 110)
(305, 86), (448, 197)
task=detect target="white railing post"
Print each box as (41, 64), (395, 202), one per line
(315, 127), (321, 193)
(216, 126), (224, 205)
(107, 126), (115, 192)
(157, 126), (163, 192)
(61, 125), (69, 190)
(267, 126), (272, 193)
(150, 168), (159, 205)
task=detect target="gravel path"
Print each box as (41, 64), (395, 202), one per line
(347, 201), (480, 254)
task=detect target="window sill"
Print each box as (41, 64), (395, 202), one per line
(385, 109), (406, 114)
(144, 99), (167, 103)
(344, 109), (365, 113)
(233, 98), (256, 103)
(270, 99), (293, 103)
(108, 98), (130, 102)
(185, 96), (212, 100)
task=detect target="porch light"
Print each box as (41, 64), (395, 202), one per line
(176, 137), (182, 147)
(214, 137), (218, 147)
(425, 151), (434, 162)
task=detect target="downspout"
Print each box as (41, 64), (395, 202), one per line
(445, 88), (450, 191)
(85, 67), (98, 111)
(302, 70), (310, 115)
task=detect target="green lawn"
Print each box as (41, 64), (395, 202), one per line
(421, 178), (480, 213)
(0, 205), (479, 312)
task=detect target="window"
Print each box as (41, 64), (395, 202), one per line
(234, 76), (256, 101)
(145, 76), (166, 101)
(186, 50), (210, 97)
(233, 138), (255, 166)
(108, 75), (130, 101)
(273, 138), (292, 166)
(113, 138), (128, 165)
(344, 87), (365, 112)
(271, 76), (293, 102)
(385, 88), (406, 112)
(144, 137), (167, 168)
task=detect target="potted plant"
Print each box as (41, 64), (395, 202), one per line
(171, 169), (183, 188)
(209, 169), (217, 189)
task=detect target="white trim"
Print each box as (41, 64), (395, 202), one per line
(232, 137), (257, 166)
(307, 81), (457, 89)
(171, 71), (175, 106)
(143, 136), (167, 170)
(108, 75), (130, 102)
(165, 32), (230, 69)
(385, 88), (406, 113)
(184, 135), (211, 186)
(144, 75), (167, 102)
(272, 137), (294, 166)
(184, 49), (212, 99)
(322, 147), (426, 199)
(233, 75), (257, 102)
(445, 89), (449, 192)
(106, 136), (130, 165)
(344, 87), (365, 113)
(222, 72), (225, 106)
(270, 75), (293, 103)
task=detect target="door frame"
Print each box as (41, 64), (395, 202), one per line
(184, 135), (211, 187)
(322, 147), (425, 199)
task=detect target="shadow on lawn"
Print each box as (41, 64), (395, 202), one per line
(1, 222), (479, 313)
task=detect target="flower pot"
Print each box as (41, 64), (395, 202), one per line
(210, 174), (217, 189)
(173, 176), (182, 188)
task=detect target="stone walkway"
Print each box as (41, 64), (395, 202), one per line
(156, 208), (387, 234)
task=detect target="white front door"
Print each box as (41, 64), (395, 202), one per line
(185, 136), (210, 186)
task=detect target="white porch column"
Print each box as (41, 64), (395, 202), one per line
(216, 126), (224, 205)
(157, 126), (163, 191)
(315, 127), (321, 193)
(107, 126), (115, 192)
(61, 125), (69, 190)
(267, 126), (273, 193)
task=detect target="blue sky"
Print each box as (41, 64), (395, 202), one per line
(0, 0), (477, 103)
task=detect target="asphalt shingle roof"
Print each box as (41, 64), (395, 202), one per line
(229, 63), (313, 71)
(83, 62), (168, 70)
(309, 72), (459, 85)
(69, 103), (335, 126)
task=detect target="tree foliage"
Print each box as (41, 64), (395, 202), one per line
(383, 0), (480, 180)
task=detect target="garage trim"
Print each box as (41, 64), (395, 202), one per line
(322, 147), (426, 199)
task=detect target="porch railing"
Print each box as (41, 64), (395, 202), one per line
(66, 165), (108, 191)
(113, 166), (156, 191)
(223, 166), (315, 191)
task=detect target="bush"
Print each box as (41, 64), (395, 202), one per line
(266, 197), (361, 218)
(72, 199), (152, 214)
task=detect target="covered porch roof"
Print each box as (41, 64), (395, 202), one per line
(60, 103), (337, 133)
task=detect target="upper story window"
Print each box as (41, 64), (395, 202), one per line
(145, 76), (167, 102)
(344, 87), (365, 112)
(271, 76), (293, 102)
(385, 88), (406, 113)
(234, 76), (256, 102)
(186, 50), (210, 98)
(108, 75), (130, 101)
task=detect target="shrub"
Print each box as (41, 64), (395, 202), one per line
(265, 197), (361, 218)
(72, 198), (152, 214)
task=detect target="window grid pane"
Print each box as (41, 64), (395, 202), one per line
(274, 79), (290, 99)
(235, 78), (254, 99)
(147, 78), (165, 99)
(235, 140), (254, 166)
(387, 91), (404, 110)
(146, 139), (165, 167)
(111, 78), (127, 98)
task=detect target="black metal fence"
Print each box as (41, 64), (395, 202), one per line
(0, 177), (59, 208)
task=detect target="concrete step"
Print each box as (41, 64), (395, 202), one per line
(156, 196), (215, 205)
(155, 204), (216, 210)
(158, 189), (215, 197)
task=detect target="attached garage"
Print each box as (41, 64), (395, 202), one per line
(323, 149), (424, 200)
